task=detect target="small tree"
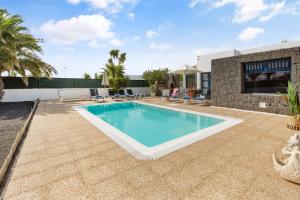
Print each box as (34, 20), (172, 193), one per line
(83, 73), (91, 79)
(103, 49), (129, 92)
(142, 68), (169, 93)
(94, 72), (102, 80)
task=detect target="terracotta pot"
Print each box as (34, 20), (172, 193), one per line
(287, 115), (300, 130)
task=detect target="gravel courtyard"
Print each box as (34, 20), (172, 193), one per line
(0, 102), (33, 169)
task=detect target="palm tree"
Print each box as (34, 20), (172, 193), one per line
(0, 9), (57, 98)
(103, 49), (128, 92)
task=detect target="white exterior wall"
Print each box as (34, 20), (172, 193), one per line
(197, 50), (239, 72)
(2, 87), (150, 102)
(196, 40), (300, 73)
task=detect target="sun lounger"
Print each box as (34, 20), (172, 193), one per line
(160, 94), (170, 101)
(183, 96), (191, 104)
(169, 88), (182, 102)
(89, 88), (104, 102)
(108, 89), (120, 99)
(118, 89), (127, 98)
(192, 95), (207, 104)
(135, 93), (146, 99)
(126, 89), (145, 99)
(126, 89), (136, 98)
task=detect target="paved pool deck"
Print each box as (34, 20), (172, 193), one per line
(3, 98), (300, 200)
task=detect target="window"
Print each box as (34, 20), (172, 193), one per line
(243, 58), (291, 93)
(201, 73), (211, 96)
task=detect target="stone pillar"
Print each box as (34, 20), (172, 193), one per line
(196, 72), (201, 90)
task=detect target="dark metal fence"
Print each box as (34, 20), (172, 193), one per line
(3, 77), (149, 89)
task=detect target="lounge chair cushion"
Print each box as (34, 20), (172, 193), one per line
(195, 95), (206, 100)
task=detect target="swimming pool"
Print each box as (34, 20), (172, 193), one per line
(74, 102), (242, 159)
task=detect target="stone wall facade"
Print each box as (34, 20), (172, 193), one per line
(211, 47), (300, 115)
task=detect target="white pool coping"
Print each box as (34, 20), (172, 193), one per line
(73, 101), (243, 160)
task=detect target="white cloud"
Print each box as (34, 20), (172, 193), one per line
(158, 22), (173, 32)
(198, 0), (296, 23)
(145, 22), (172, 39)
(133, 35), (140, 40)
(127, 12), (135, 21)
(259, 1), (300, 21)
(40, 14), (114, 45)
(109, 39), (123, 46)
(150, 43), (173, 50)
(238, 27), (264, 41)
(87, 40), (101, 48)
(259, 1), (286, 21)
(189, 0), (201, 8)
(212, 0), (269, 23)
(146, 30), (159, 38)
(286, 1), (300, 15)
(66, 0), (137, 13)
(67, 0), (80, 4)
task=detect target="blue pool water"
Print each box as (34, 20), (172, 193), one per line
(84, 102), (224, 147)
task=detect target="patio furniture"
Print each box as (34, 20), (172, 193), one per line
(108, 89), (120, 99)
(183, 96), (190, 104)
(135, 93), (146, 100)
(169, 88), (182, 102)
(126, 89), (136, 98)
(89, 88), (104, 102)
(188, 89), (197, 98)
(170, 88), (180, 97)
(193, 94), (207, 103)
(118, 89), (127, 98)
(126, 89), (145, 100)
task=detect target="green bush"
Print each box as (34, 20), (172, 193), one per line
(142, 68), (169, 92)
(143, 68), (169, 84)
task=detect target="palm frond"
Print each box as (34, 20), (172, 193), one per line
(0, 8), (56, 92)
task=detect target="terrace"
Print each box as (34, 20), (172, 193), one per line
(1, 6), (300, 200)
(1, 98), (299, 200)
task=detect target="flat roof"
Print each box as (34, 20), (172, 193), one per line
(197, 40), (300, 58)
(197, 40), (300, 72)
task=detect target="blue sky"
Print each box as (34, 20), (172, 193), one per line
(1, 0), (300, 77)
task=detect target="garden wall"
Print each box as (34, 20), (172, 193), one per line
(2, 77), (150, 102)
(2, 88), (150, 102)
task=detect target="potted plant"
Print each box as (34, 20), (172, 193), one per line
(280, 81), (300, 130)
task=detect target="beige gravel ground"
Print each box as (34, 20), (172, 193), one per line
(2, 98), (300, 200)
